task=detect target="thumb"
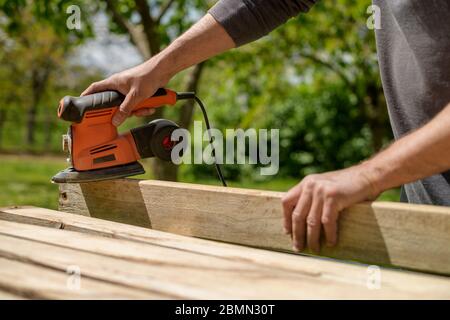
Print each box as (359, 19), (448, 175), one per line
(81, 79), (114, 96)
(112, 91), (139, 127)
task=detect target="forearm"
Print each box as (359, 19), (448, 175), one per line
(148, 14), (235, 83)
(83, 0), (315, 125)
(281, 103), (450, 252)
(365, 103), (450, 194)
(146, 0), (317, 82)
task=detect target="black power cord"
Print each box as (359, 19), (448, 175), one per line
(177, 92), (227, 187)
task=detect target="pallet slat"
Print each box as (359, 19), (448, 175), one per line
(58, 179), (450, 275)
(0, 289), (24, 300)
(1, 208), (450, 299)
(0, 257), (152, 299)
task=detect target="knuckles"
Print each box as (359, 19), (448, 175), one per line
(306, 217), (318, 227)
(302, 179), (315, 192)
(282, 173), (345, 251)
(323, 186), (339, 199)
(301, 176), (339, 200)
(292, 211), (306, 222)
(283, 174), (342, 226)
(321, 215), (333, 225)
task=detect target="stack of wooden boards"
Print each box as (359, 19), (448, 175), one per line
(1, 205), (450, 299)
(59, 179), (450, 275)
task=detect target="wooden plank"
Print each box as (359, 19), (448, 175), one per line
(0, 257), (153, 299)
(2, 210), (450, 299)
(0, 289), (24, 300)
(0, 223), (365, 299)
(0, 226), (229, 299)
(58, 179), (151, 227)
(57, 179), (450, 275)
(2, 206), (325, 275)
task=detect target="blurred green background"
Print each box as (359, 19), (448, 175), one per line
(0, 0), (399, 210)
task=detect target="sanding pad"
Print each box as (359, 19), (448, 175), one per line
(51, 161), (145, 184)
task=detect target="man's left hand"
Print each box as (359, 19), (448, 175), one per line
(282, 163), (379, 253)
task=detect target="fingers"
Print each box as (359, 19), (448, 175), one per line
(132, 108), (156, 117)
(291, 189), (312, 252)
(281, 185), (301, 235)
(322, 199), (339, 247)
(81, 79), (115, 96)
(112, 90), (140, 127)
(306, 196), (323, 253)
(285, 181), (340, 253)
(281, 169), (362, 252)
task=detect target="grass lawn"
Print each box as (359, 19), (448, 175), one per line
(0, 154), (400, 210)
(0, 154), (67, 210)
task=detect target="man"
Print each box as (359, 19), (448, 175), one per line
(83, 0), (450, 253)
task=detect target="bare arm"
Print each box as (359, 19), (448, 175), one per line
(81, 1), (450, 253)
(158, 14), (236, 78)
(282, 103), (450, 253)
(82, 0), (315, 125)
(82, 14), (235, 126)
(367, 103), (450, 191)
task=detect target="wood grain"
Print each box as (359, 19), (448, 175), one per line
(57, 179), (450, 275)
(0, 257), (152, 299)
(0, 289), (23, 300)
(1, 216), (450, 299)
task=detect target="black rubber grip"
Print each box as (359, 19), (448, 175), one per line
(58, 88), (167, 123)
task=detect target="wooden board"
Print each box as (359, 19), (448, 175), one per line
(0, 257), (152, 299)
(1, 206), (450, 299)
(0, 288), (24, 300)
(58, 179), (450, 275)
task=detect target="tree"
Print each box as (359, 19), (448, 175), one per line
(0, 0), (92, 147)
(274, 0), (389, 152)
(100, 0), (210, 180)
(1, 0), (214, 180)
(0, 0), (392, 183)
(188, 0), (390, 181)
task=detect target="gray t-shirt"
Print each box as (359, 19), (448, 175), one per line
(209, 0), (450, 206)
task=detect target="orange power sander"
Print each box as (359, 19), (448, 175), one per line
(51, 88), (224, 184)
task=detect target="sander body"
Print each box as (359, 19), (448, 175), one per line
(52, 88), (183, 183)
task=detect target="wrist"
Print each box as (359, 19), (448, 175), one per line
(152, 36), (191, 80)
(144, 51), (177, 87)
(358, 160), (386, 199)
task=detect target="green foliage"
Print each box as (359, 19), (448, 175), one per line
(184, 0), (391, 181)
(269, 83), (372, 177)
(0, 155), (67, 209)
(0, 154), (400, 209)
(0, 0), (94, 40)
(0, 0), (396, 193)
(0, 0), (103, 152)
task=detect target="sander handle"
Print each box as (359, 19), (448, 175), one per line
(58, 88), (177, 123)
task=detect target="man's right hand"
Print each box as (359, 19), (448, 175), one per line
(81, 57), (171, 127)
(81, 13), (235, 127)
